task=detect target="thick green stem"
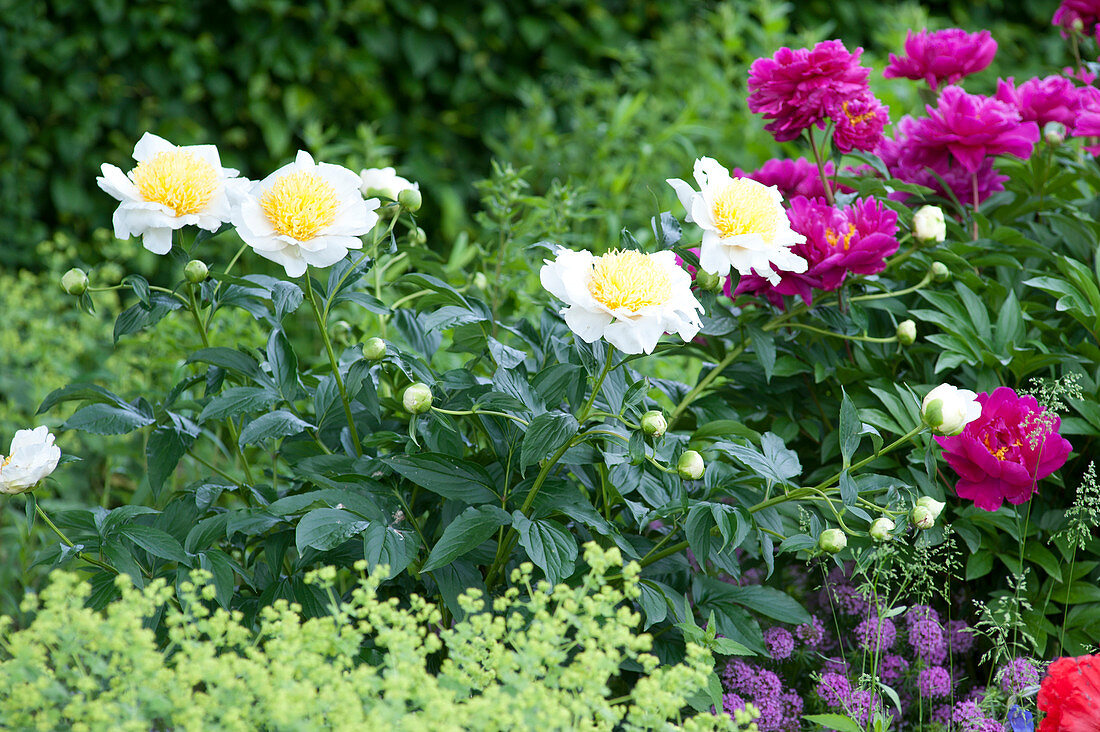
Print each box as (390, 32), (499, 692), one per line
(305, 275), (362, 456)
(35, 503), (118, 574)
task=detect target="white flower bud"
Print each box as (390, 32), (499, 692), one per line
(402, 383), (433, 414)
(61, 268), (89, 296)
(398, 187), (422, 212)
(359, 167), (418, 201)
(915, 496), (946, 521)
(869, 518), (896, 541)
(677, 450), (705, 480)
(921, 384), (981, 436)
(641, 410), (667, 438)
(896, 320), (917, 346)
(912, 205), (947, 243)
(1044, 121), (1067, 145)
(931, 261), (950, 282)
(818, 528), (847, 554)
(911, 505), (934, 530)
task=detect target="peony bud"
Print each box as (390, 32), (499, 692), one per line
(473, 272), (489, 291)
(694, 269), (723, 292)
(915, 496), (946, 521)
(677, 450), (705, 480)
(410, 227), (427, 246)
(641, 410), (667, 438)
(398, 187), (422, 212)
(1072, 17), (1085, 33)
(911, 505), (934, 530)
(896, 320), (917, 346)
(869, 518), (895, 542)
(1043, 121), (1067, 145)
(922, 384), (981, 436)
(912, 205), (947, 243)
(61, 268), (89, 296)
(184, 260), (209, 284)
(818, 528), (847, 554)
(363, 337), (387, 361)
(332, 320), (353, 345)
(402, 383), (433, 414)
(931, 261), (950, 282)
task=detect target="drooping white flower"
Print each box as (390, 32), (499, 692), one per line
(0, 427), (61, 495)
(666, 157), (807, 284)
(96, 132), (246, 255)
(359, 166), (419, 201)
(233, 151), (380, 278)
(540, 247), (703, 354)
(921, 383), (981, 436)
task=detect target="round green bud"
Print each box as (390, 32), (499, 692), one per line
(61, 268), (89, 296)
(184, 260), (209, 284)
(473, 272), (489, 291)
(403, 382), (433, 414)
(1072, 17), (1085, 32)
(694, 269), (723, 292)
(641, 410), (667, 438)
(931, 261), (950, 283)
(869, 517), (896, 542)
(398, 187), (422, 212)
(410, 227), (427, 246)
(818, 528), (847, 554)
(677, 450), (705, 480)
(911, 505), (934, 530)
(915, 496), (946, 521)
(896, 319), (917, 346)
(363, 337), (387, 361)
(1044, 121), (1067, 145)
(332, 320), (353, 345)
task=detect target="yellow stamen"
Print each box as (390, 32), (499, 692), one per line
(1, 455), (11, 468)
(842, 100), (877, 126)
(983, 435), (1010, 460)
(587, 250), (672, 311)
(711, 179), (783, 243)
(825, 223), (857, 251)
(131, 149), (219, 216)
(261, 170), (340, 241)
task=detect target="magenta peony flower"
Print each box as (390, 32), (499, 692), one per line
(936, 387), (1073, 511)
(734, 195), (899, 306)
(884, 29), (998, 91)
(1073, 86), (1100, 153)
(1053, 0), (1100, 41)
(734, 157), (834, 201)
(911, 86), (1039, 172)
(995, 75), (1083, 129)
(830, 92), (890, 153)
(748, 40), (870, 142)
(878, 127), (1007, 205)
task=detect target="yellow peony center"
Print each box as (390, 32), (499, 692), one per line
(826, 223), (857, 251)
(711, 179), (781, 243)
(261, 170), (340, 241)
(842, 100), (877, 126)
(131, 149), (219, 216)
(982, 435), (1011, 460)
(587, 250), (672, 311)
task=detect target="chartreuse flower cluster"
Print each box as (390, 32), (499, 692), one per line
(0, 544), (756, 732)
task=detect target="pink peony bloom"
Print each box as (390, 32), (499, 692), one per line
(830, 92), (890, 153)
(1074, 86), (1100, 153)
(1064, 65), (1098, 84)
(734, 195), (899, 306)
(995, 75), (1083, 129)
(748, 40), (870, 142)
(884, 29), (998, 91)
(1053, 0), (1100, 42)
(936, 387), (1072, 511)
(878, 127), (1007, 205)
(733, 157), (834, 201)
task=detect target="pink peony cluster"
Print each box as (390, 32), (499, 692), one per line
(734, 195), (899, 307)
(876, 86), (1039, 205)
(935, 387), (1073, 511)
(1053, 0), (1100, 42)
(747, 40), (887, 152)
(995, 75), (1085, 129)
(883, 29), (997, 91)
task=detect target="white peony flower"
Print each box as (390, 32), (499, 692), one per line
(233, 151), (380, 278)
(96, 132), (247, 255)
(0, 427), (61, 495)
(666, 157), (807, 284)
(359, 166), (419, 201)
(921, 384), (981, 436)
(540, 247), (703, 354)
(912, 205), (947, 243)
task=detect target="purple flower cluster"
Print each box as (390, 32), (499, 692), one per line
(722, 660), (803, 732)
(879, 654), (910, 685)
(907, 611), (947, 665)
(764, 627), (795, 661)
(947, 619), (975, 654)
(854, 615), (897, 653)
(951, 700), (1003, 732)
(796, 614), (827, 649)
(998, 657), (1041, 696)
(918, 665), (953, 698)
(814, 673), (882, 724)
(883, 29), (997, 91)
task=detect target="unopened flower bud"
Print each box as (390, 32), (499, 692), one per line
(694, 269), (723, 292)
(818, 528), (847, 554)
(363, 337), (386, 361)
(184, 260), (209, 284)
(1043, 121), (1066, 145)
(915, 496), (946, 521)
(402, 382), (433, 414)
(473, 272), (489, 291)
(641, 410), (667, 438)
(332, 320), (353, 345)
(912, 205), (946, 243)
(911, 505), (934, 530)
(410, 227), (427, 246)
(398, 187), (422, 212)
(1072, 17), (1085, 33)
(896, 320), (917, 346)
(61, 268), (88, 296)
(677, 450), (705, 480)
(869, 518), (896, 542)
(931, 261), (950, 282)
(922, 384), (980, 436)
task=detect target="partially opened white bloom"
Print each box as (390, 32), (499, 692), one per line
(0, 426), (61, 495)
(540, 248), (703, 354)
(233, 151), (380, 278)
(359, 166), (419, 200)
(667, 157), (807, 284)
(921, 383), (981, 436)
(96, 132), (246, 255)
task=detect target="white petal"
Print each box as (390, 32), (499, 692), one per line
(563, 307), (613, 343)
(698, 233), (732, 276)
(132, 132), (175, 162)
(294, 150), (316, 168)
(142, 227), (174, 255)
(694, 157), (733, 194)
(666, 178), (698, 222)
(604, 317), (665, 354)
(97, 164), (138, 202)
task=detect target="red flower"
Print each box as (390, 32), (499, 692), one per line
(935, 387), (1072, 511)
(1038, 655), (1100, 731)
